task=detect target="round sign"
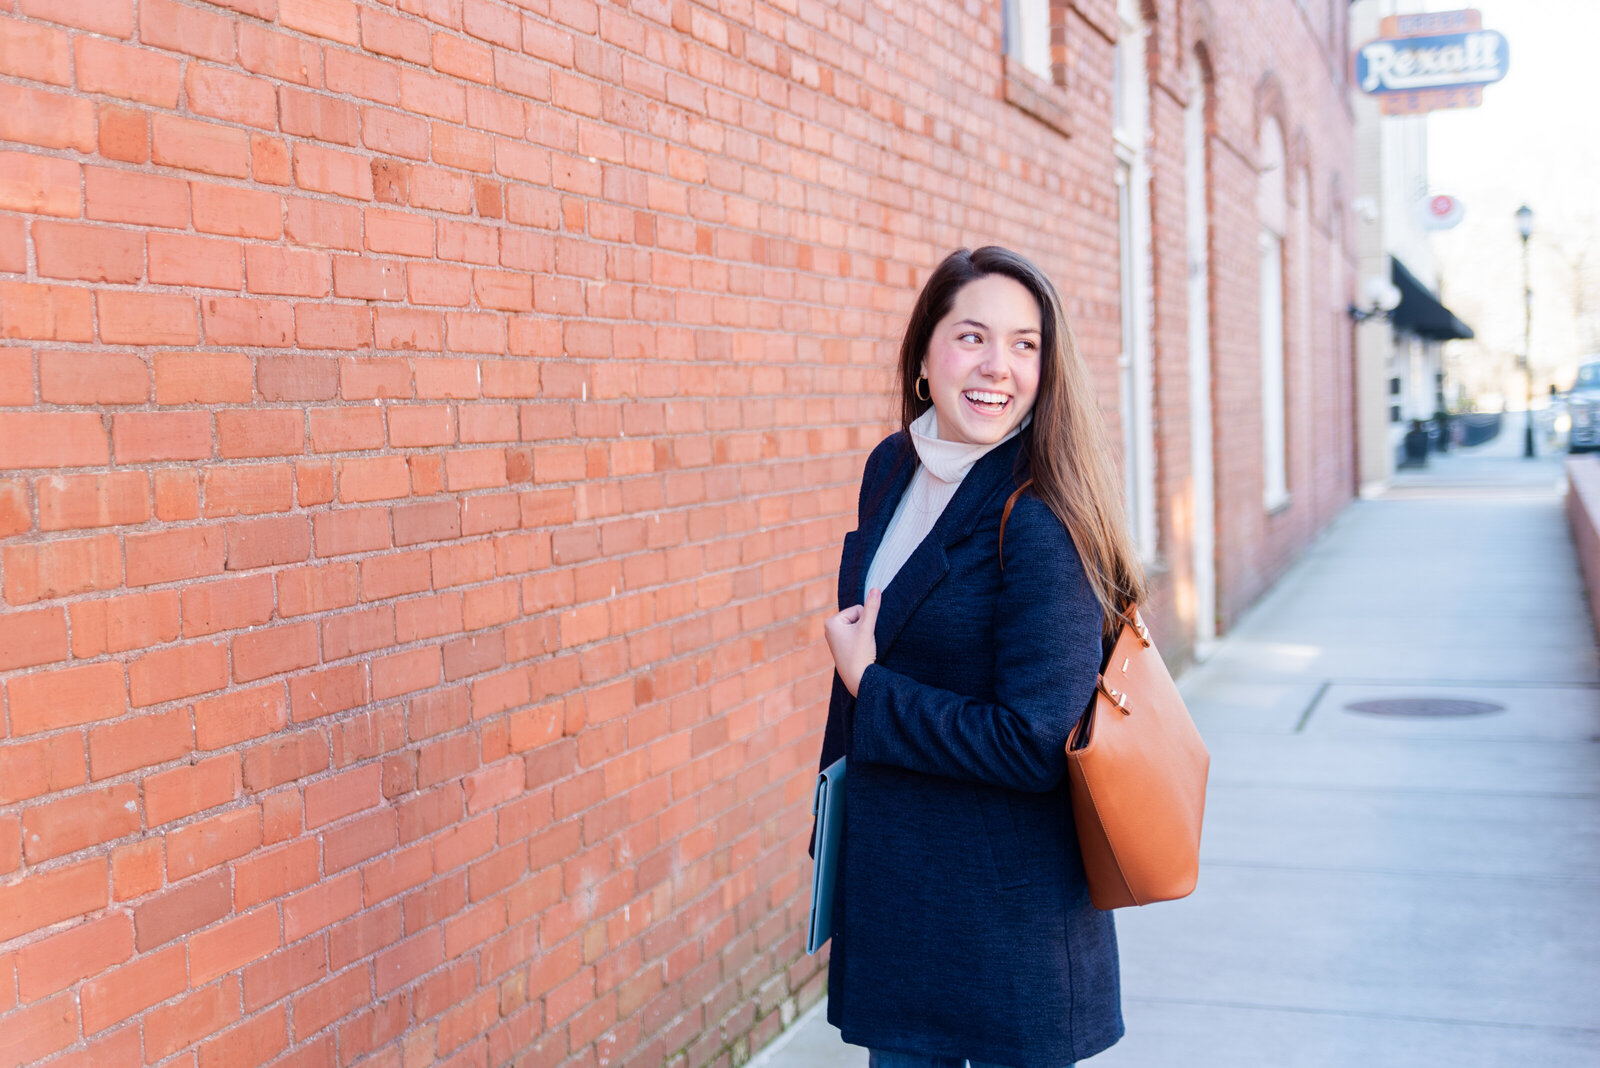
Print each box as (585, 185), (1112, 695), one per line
(1422, 194), (1464, 230)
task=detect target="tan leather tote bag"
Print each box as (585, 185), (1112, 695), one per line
(1065, 603), (1210, 909)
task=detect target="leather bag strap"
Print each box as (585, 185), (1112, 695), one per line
(997, 478), (1034, 570)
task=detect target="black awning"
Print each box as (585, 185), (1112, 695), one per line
(1391, 256), (1474, 340)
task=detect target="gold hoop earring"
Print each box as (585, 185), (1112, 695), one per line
(915, 375), (930, 402)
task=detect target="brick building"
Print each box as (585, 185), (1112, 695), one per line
(0, 1), (1354, 1066)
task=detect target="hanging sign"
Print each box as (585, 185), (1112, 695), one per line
(1419, 194), (1464, 230)
(1352, 9), (1509, 116)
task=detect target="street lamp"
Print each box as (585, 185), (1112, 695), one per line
(1515, 204), (1534, 458)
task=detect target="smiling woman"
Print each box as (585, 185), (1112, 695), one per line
(812, 247), (1147, 1068)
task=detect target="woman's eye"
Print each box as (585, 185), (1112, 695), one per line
(959, 332), (982, 344)
(1014, 339), (1037, 352)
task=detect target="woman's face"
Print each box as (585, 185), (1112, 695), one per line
(921, 274), (1043, 445)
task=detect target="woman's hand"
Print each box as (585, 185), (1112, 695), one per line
(824, 588), (881, 697)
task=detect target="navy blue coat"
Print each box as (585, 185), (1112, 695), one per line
(812, 427), (1122, 1067)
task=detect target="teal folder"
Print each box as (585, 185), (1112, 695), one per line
(806, 756), (846, 954)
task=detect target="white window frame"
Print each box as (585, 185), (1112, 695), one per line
(1004, 0), (1053, 83)
(1258, 116), (1290, 512)
(1114, 0), (1157, 560)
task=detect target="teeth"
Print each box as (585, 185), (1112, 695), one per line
(964, 391), (1008, 405)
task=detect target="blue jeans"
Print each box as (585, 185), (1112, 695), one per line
(867, 1050), (1075, 1068)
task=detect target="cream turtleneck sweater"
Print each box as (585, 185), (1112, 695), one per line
(862, 407), (1028, 598)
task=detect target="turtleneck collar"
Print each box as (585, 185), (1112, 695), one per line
(907, 405), (1031, 484)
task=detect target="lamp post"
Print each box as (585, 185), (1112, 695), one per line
(1515, 204), (1534, 458)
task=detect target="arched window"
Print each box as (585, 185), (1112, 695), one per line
(1258, 116), (1289, 511)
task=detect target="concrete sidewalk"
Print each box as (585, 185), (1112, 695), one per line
(755, 434), (1600, 1068)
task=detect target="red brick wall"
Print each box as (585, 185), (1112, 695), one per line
(0, 1), (1352, 1066)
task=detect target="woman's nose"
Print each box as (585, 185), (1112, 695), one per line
(976, 344), (1010, 378)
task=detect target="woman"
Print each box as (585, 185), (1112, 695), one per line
(813, 246), (1146, 1068)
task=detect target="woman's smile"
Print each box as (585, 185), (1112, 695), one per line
(962, 389), (1012, 415)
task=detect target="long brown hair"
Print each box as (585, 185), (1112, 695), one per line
(896, 246), (1147, 634)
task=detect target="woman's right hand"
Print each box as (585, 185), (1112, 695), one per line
(824, 588), (881, 697)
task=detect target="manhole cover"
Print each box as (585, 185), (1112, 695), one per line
(1343, 697), (1505, 718)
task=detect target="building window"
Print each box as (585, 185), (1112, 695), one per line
(1004, 0), (1053, 83)
(1114, 0), (1156, 557)
(1258, 115), (1289, 511)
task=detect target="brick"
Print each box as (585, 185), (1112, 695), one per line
(232, 620), (320, 682)
(296, 303), (372, 350)
(259, 355), (340, 402)
(0, 151), (79, 217)
(143, 978), (241, 1063)
(182, 573), (276, 636)
(192, 183), (283, 239)
(186, 63), (277, 129)
(287, 662), (369, 724)
(126, 525), (225, 586)
(234, 838), (319, 911)
(154, 467), (200, 520)
(281, 89), (360, 146)
(0, 478), (26, 537)
(240, 24), (322, 86)
(337, 455), (410, 502)
(149, 232), (244, 289)
(204, 463), (296, 517)
(0, 606), (69, 672)
(309, 406), (386, 452)
(143, 755), (239, 826)
(98, 104), (149, 163)
(0, 19), (71, 85)
(88, 706), (191, 779)
(36, 471), (150, 530)
(225, 514), (311, 569)
(140, 0), (237, 62)
(129, 640), (229, 706)
(219, 409), (305, 458)
(313, 506), (392, 556)
(33, 221), (142, 283)
(6, 660), (125, 735)
(294, 143), (374, 200)
(279, 561), (360, 616)
(190, 904), (279, 985)
(0, 281), (93, 341)
(85, 166), (189, 228)
(292, 966), (369, 1038)
(39, 350), (151, 405)
(112, 410), (211, 463)
(21, 782), (140, 862)
(111, 838), (162, 901)
(246, 245), (332, 297)
(137, 354), (243, 416)
(202, 296), (295, 347)
(15, 913), (133, 1002)
(333, 256), (406, 301)
(151, 113), (251, 178)
(0, 412), (109, 472)
(195, 684), (288, 750)
(75, 36), (180, 106)
(98, 290), (199, 346)
(0, 82), (95, 152)
(0, 733), (84, 805)
(281, 0), (360, 44)
(0, 857), (106, 944)
(320, 604), (392, 661)
(0, 992), (78, 1064)
(80, 944), (186, 1034)
(3, 534), (121, 605)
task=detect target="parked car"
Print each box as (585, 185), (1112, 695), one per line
(1570, 360), (1600, 452)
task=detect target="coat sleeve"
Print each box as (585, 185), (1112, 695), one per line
(848, 495), (1104, 793)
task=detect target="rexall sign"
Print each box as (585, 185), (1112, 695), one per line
(1353, 10), (1509, 115)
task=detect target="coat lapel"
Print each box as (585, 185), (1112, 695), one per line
(853, 430), (1028, 658)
